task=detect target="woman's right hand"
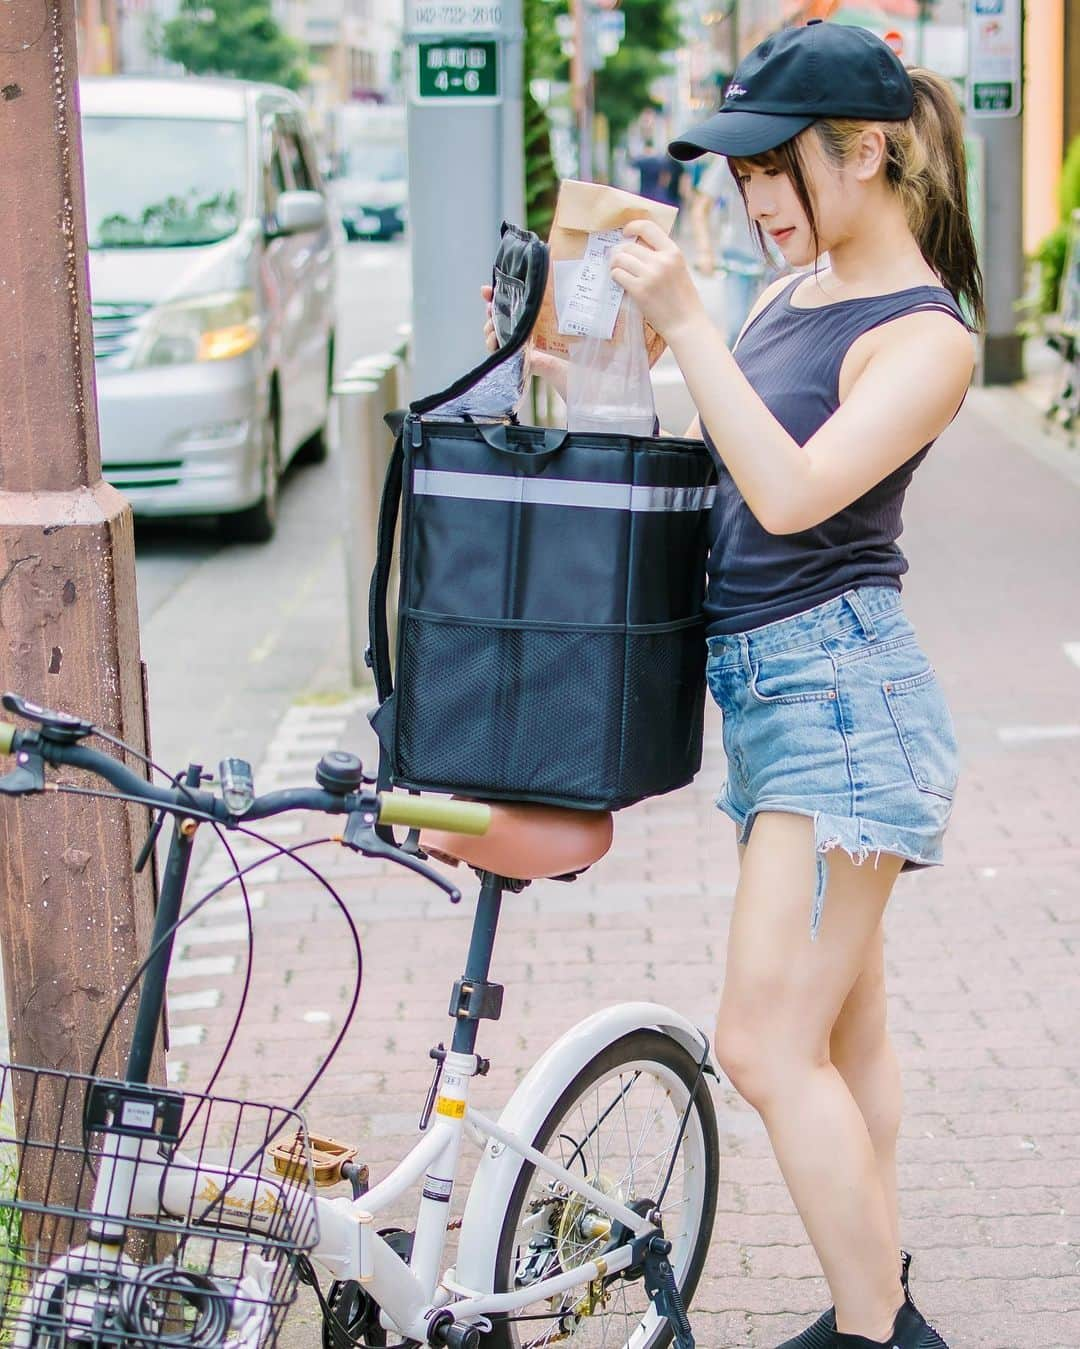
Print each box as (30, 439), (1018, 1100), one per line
(481, 283), (499, 353)
(480, 283), (569, 401)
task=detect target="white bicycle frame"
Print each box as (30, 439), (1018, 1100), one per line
(55, 1001), (715, 1345)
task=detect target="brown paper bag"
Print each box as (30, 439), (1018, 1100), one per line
(533, 179), (679, 368)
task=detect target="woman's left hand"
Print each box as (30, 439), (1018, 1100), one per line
(610, 220), (708, 344)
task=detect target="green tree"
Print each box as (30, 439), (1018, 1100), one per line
(160, 0), (308, 91)
(527, 0), (682, 165)
(1034, 132), (1080, 315)
(593, 0), (682, 148)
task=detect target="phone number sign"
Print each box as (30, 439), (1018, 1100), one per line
(417, 40), (499, 100)
(408, 1), (503, 34)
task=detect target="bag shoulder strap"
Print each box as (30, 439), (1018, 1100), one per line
(368, 420), (407, 705)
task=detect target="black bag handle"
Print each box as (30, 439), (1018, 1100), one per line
(478, 423), (569, 473)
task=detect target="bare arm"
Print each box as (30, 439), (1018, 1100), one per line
(611, 222), (974, 534)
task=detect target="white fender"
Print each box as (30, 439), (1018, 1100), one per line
(454, 1001), (717, 1295)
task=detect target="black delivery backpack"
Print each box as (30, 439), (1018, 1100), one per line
(367, 223), (717, 812)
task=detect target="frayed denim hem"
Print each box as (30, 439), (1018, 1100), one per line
(715, 788), (945, 940)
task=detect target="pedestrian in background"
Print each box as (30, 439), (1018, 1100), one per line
(606, 20), (981, 1349)
(631, 140), (684, 207)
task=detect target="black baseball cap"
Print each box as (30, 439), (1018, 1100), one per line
(668, 20), (914, 161)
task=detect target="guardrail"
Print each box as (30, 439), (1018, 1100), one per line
(333, 329), (409, 687)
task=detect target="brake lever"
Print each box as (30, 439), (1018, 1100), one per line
(0, 747), (45, 796)
(342, 813), (462, 903)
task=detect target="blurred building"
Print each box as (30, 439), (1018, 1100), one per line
(302, 0), (401, 106)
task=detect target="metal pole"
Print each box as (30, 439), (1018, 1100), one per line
(404, 0), (526, 398)
(968, 0), (1025, 384)
(0, 0), (158, 1091)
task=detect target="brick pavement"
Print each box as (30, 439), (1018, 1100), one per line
(163, 362), (1080, 1346)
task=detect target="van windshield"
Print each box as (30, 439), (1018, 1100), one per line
(82, 117), (247, 248)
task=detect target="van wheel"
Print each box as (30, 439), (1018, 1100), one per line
(295, 336), (335, 466)
(223, 399), (280, 544)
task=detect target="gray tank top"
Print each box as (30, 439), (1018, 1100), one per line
(703, 277), (966, 635)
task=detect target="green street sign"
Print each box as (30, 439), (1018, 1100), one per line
(417, 40), (499, 99)
(972, 81), (1015, 113)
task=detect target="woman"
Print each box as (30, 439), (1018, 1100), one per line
(485, 22), (980, 1347)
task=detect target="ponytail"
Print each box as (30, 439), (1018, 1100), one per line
(816, 70), (985, 328)
(885, 69), (985, 328)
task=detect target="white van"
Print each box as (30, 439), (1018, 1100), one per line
(81, 77), (338, 542)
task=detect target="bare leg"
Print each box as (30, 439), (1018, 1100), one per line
(735, 837), (903, 1262)
(830, 927), (903, 1261)
(716, 813), (904, 1339)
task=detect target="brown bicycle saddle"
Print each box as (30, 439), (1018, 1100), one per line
(422, 801), (613, 882)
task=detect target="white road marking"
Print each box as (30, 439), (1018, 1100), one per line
(998, 724), (1080, 743)
(302, 1010), (331, 1024)
(168, 1024), (206, 1048)
(170, 955), (237, 980)
(1065, 642), (1080, 670)
(169, 988), (222, 1012)
(194, 891), (266, 917)
(182, 923), (252, 947)
(166, 1059), (187, 1084)
(198, 861), (282, 886)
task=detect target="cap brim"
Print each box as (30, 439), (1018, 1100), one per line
(668, 110), (816, 161)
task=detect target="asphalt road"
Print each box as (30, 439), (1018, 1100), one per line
(134, 235), (411, 778)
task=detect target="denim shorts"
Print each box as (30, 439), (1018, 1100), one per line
(705, 587), (959, 938)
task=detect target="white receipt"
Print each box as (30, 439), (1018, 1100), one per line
(556, 228), (625, 340)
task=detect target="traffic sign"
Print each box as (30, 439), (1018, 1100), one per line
(416, 40), (499, 99)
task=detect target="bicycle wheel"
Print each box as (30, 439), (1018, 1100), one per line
(485, 1029), (719, 1349)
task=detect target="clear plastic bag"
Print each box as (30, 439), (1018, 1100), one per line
(565, 296), (656, 436)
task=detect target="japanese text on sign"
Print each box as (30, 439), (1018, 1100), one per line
(417, 40), (499, 99)
(968, 0), (1021, 118)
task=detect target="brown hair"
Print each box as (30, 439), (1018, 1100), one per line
(730, 68), (985, 329)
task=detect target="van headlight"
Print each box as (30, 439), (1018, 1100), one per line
(130, 291), (261, 368)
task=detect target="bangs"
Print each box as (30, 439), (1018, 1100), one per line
(728, 144), (790, 177)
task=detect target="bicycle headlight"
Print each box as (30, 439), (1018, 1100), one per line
(130, 290), (261, 369)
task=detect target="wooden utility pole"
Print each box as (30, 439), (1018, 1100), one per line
(0, 0), (159, 1085)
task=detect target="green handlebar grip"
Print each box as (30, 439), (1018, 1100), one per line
(377, 794), (491, 836)
(0, 723), (14, 756)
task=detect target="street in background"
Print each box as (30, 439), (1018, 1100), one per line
(326, 102), (408, 241)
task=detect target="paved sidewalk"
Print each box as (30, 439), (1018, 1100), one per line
(164, 323), (1080, 1346)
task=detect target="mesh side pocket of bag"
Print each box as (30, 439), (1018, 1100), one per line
(393, 612), (707, 809)
(619, 620), (708, 802)
(395, 614), (626, 807)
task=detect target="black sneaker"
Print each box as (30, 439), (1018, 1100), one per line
(773, 1251), (912, 1349)
(835, 1298), (948, 1348)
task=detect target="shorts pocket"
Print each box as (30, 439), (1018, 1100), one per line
(749, 647), (837, 705)
(883, 668), (958, 799)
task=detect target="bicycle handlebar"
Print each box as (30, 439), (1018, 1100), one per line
(0, 719), (489, 837)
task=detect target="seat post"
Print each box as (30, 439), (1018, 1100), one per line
(449, 870), (510, 1056)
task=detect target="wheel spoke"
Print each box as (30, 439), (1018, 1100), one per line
(493, 1041), (717, 1348)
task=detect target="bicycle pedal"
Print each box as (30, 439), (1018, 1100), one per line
(268, 1128), (366, 1189)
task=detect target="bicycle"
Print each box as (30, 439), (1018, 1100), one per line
(0, 692), (720, 1349)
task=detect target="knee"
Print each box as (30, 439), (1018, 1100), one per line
(713, 1012), (827, 1111)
